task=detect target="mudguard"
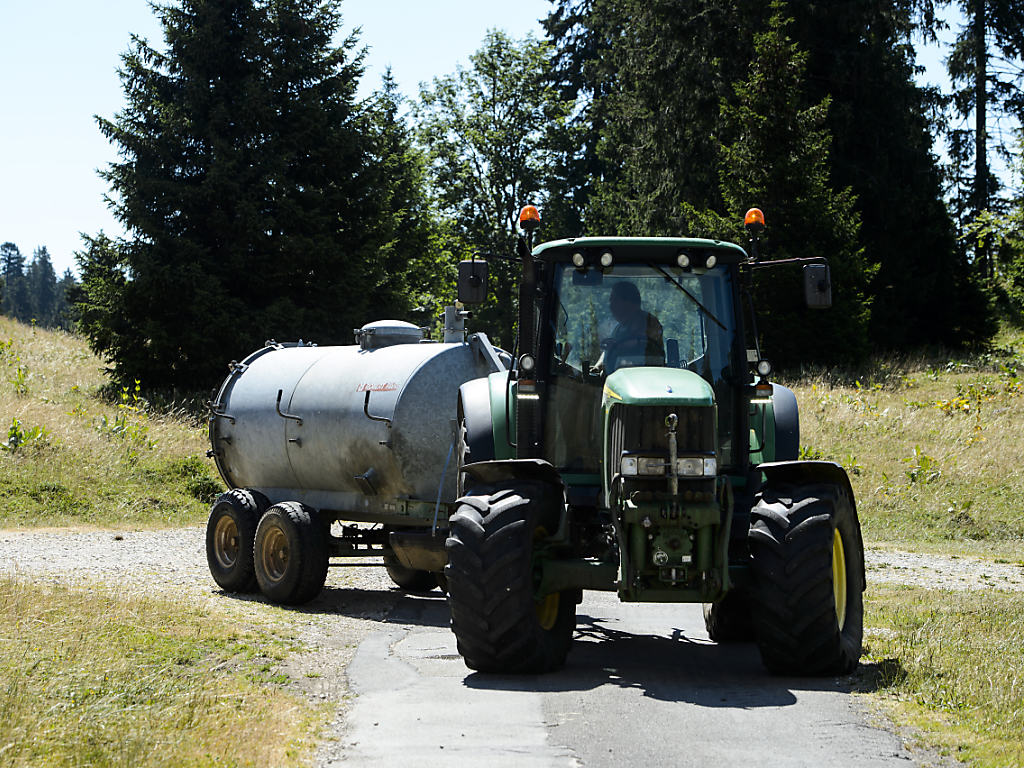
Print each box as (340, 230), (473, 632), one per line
(771, 384), (800, 462)
(458, 378), (496, 462)
(757, 460), (865, 590)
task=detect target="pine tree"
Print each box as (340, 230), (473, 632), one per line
(28, 247), (58, 326)
(80, 0), (389, 390)
(946, 0), (1024, 281)
(786, 0), (991, 349)
(55, 268), (79, 331)
(685, 2), (873, 366)
(0, 242), (30, 322)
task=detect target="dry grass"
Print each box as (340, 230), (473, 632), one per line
(859, 585), (1024, 768)
(0, 575), (321, 767)
(786, 352), (1024, 557)
(0, 317), (223, 528)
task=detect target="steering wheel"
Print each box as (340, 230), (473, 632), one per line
(600, 335), (656, 372)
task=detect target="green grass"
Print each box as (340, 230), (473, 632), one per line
(784, 341), (1024, 767)
(0, 317), (223, 528)
(0, 576), (321, 767)
(787, 350), (1024, 556)
(859, 585), (1024, 768)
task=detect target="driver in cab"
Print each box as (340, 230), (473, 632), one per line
(592, 281), (664, 374)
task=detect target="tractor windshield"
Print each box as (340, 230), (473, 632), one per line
(543, 262), (739, 474)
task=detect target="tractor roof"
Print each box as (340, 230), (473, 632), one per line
(533, 236), (749, 264)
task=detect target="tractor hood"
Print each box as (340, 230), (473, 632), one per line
(601, 368), (715, 408)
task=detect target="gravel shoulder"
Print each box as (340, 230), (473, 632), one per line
(1, 527), (1018, 765)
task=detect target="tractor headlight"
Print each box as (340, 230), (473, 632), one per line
(637, 457), (666, 476)
(621, 456), (638, 476)
(677, 457), (703, 477)
(676, 457), (717, 477)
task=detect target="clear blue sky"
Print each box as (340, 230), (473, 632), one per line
(0, 0), (980, 278)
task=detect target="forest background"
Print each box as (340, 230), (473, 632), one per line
(5, 0), (1024, 390)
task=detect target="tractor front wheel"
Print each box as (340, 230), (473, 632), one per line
(445, 481), (575, 673)
(748, 482), (864, 675)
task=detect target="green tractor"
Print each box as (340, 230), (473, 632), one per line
(446, 205), (864, 675)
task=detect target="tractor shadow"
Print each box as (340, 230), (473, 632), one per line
(463, 612), (852, 708)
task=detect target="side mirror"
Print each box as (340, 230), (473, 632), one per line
(458, 260), (488, 304)
(803, 264), (831, 309)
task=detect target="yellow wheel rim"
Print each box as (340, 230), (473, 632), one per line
(535, 592), (560, 631)
(833, 529), (847, 631)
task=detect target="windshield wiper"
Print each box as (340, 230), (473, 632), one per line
(647, 262), (726, 330)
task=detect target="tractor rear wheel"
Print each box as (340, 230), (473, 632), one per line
(206, 489), (265, 593)
(254, 502), (329, 606)
(445, 481), (575, 673)
(748, 482), (864, 675)
(383, 552), (441, 592)
(703, 588), (754, 642)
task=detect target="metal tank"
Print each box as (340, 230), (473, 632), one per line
(208, 322), (506, 527)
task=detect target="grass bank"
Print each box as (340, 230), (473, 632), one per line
(784, 341), (1024, 767)
(860, 585), (1024, 768)
(0, 317), (223, 528)
(0, 575), (320, 767)
(788, 348), (1024, 559)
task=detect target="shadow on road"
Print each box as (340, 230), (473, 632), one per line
(463, 613), (853, 708)
(212, 583), (449, 626)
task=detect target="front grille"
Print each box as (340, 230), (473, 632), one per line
(610, 404), (714, 454)
(608, 404), (716, 488)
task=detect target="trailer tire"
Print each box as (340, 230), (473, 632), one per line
(383, 552), (441, 592)
(445, 481), (575, 673)
(748, 482), (864, 675)
(206, 489), (264, 593)
(703, 588), (754, 642)
(254, 502), (329, 606)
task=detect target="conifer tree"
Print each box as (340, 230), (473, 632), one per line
(28, 247), (58, 326)
(79, 0), (389, 390)
(685, 2), (872, 366)
(0, 242), (29, 322)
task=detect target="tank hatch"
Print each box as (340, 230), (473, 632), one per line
(355, 320), (425, 350)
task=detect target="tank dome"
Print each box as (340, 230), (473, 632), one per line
(355, 320), (425, 350)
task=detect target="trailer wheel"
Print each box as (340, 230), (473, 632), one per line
(254, 502), (329, 606)
(383, 552), (440, 592)
(703, 588), (754, 642)
(206, 489), (265, 593)
(445, 481), (575, 673)
(748, 482), (864, 675)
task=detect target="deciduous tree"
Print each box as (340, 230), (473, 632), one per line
(415, 30), (574, 349)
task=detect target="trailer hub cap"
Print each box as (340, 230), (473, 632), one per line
(260, 527), (289, 583)
(213, 516), (240, 569)
(833, 529), (847, 631)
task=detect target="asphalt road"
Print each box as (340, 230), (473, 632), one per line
(332, 591), (923, 768)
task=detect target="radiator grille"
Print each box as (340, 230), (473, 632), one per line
(608, 404), (715, 486)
